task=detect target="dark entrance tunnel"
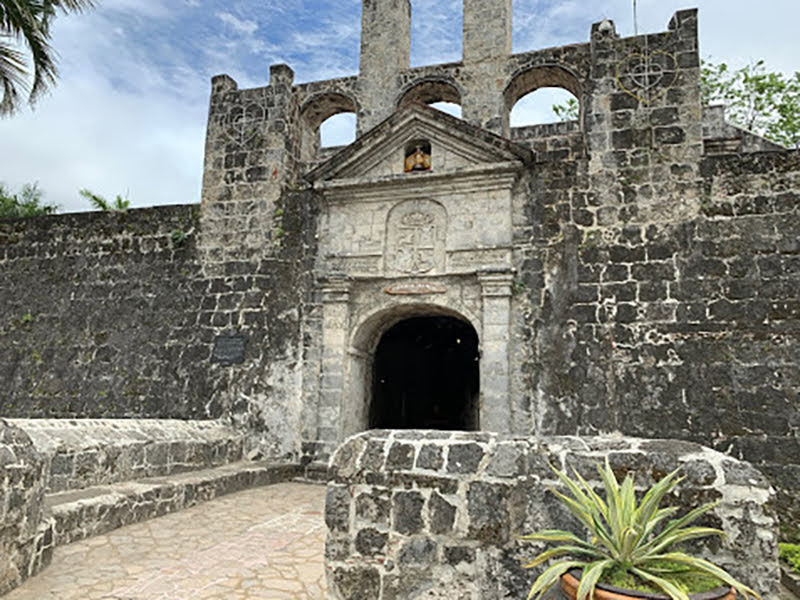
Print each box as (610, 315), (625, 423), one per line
(369, 316), (480, 431)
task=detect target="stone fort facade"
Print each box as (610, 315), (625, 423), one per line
(1, 0), (798, 563)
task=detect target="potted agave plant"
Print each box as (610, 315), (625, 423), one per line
(522, 461), (761, 600)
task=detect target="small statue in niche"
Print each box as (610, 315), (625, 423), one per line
(404, 140), (432, 173)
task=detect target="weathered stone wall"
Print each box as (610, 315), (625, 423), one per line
(0, 194), (319, 460)
(0, 206), (206, 419)
(0, 420), (53, 596)
(514, 143), (799, 539)
(0, 0), (796, 545)
(9, 419), (245, 493)
(325, 430), (779, 599)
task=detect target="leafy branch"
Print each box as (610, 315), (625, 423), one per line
(552, 97), (579, 122)
(701, 59), (800, 149)
(0, 181), (58, 217)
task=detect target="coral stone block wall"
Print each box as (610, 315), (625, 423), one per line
(515, 146), (800, 539)
(0, 194), (318, 458)
(0, 206), (204, 419)
(0, 421), (53, 595)
(325, 431), (780, 600)
(9, 419), (246, 493)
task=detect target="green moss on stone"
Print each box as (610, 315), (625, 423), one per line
(780, 543), (800, 575)
(601, 561), (724, 595)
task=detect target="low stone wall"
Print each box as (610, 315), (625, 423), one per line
(325, 431), (780, 600)
(46, 461), (299, 546)
(8, 419), (245, 493)
(0, 420), (53, 596)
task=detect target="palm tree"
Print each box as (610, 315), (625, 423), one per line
(0, 0), (95, 115)
(79, 188), (130, 212)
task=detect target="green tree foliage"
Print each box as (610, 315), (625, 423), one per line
(79, 188), (131, 212)
(552, 97), (579, 122)
(702, 59), (800, 149)
(0, 0), (96, 115)
(0, 181), (58, 217)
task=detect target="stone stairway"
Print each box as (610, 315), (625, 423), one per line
(44, 460), (301, 547)
(1, 419), (326, 596)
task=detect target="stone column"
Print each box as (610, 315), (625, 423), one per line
(461, 0), (512, 133)
(478, 271), (514, 433)
(319, 278), (351, 447)
(357, 0), (411, 133)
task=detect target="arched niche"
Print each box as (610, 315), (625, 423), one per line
(503, 65), (583, 132)
(299, 92), (359, 161)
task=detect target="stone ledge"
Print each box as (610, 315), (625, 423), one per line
(45, 460), (300, 547)
(8, 419), (246, 494)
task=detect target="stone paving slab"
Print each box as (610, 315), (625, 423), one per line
(5, 482), (327, 600)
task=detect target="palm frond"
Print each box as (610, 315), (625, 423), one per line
(0, 40), (27, 113)
(1, 0), (95, 114)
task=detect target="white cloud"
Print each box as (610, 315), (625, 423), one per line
(0, 0), (797, 213)
(0, 72), (205, 212)
(216, 12), (259, 37)
(0, 3), (206, 212)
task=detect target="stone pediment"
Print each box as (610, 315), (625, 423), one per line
(305, 104), (533, 185)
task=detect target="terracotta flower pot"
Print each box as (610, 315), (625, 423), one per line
(560, 569), (736, 600)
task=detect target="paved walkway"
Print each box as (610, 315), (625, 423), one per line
(6, 483), (327, 600)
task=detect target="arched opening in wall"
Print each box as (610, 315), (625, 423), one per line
(299, 92), (358, 161)
(429, 102), (462, 118)
(319, 112), (356, 148)
(369, 315), (480, 430)
(410, 3), (462, 67)
(504, 65), (582, 132)
(509, 88), (579, 127)
(398, 80), (463, 119)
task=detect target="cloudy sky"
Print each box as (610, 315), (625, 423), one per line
(0, 0), (797, 213)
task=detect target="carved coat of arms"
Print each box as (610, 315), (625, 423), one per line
(395, 211), (437, 273)
(386, 200), (447, 275)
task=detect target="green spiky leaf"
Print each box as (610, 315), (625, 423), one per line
(521, 460), (762, 600)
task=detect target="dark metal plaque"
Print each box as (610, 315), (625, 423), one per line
(211, 333), (247, 365)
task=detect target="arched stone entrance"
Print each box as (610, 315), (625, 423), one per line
(318, 274), (516, 449)
(369, 315), (479, 430)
